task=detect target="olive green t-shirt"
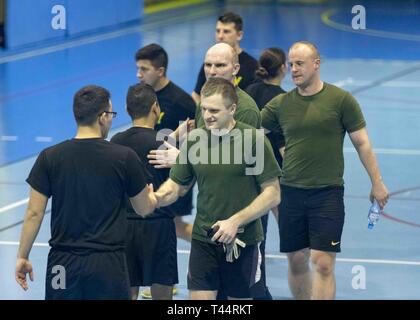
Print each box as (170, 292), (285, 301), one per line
(170, 121), (282, 245)
(261, 83), (366, 188)
(195, 87), (261, 128)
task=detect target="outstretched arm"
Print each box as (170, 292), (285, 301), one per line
(155, 178), (194, 208)
(129, 184), (158, 217)
(349, 127), (389, 208)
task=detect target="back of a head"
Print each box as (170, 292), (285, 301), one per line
(201, 77), (238, 107)
(256, 47), (286, 80)
(218, 11), (243, 32)
(135, 43), (169, 75)
(126, 83), (157, 120)
(73, 85), (110, 126)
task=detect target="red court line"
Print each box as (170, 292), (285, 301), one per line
(382, 186), (420, 229)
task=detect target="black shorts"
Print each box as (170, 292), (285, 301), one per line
(171, 187), (193, 216)
(187, 239), (265, 299)
(279, 185), (345, 253)
(125, 218), (178, 287)
(45, 249), (130, 300)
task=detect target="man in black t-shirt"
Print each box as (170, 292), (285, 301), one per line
(15, 85), (157, 300)
(111, 83), (178, 300)
(135, 44), (196, 246)
(191, 11), (258, 105)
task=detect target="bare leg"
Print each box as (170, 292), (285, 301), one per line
(190, 290), (217, 300)
(130, 286), (139, 300)
(174, 216), (192, 242)
(151, 284), (173, 300)
(310, 250), (336, 300)
(287, 248), (312, 300)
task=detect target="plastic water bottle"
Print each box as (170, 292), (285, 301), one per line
(367, 200), (381, 229)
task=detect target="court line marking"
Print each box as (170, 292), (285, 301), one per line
(0, 198), (29, 214)
(1, 242), (418, 266)
(35, 137), (53, 143)
(0, 136), (18, 141)
(344, 148), (420, 156)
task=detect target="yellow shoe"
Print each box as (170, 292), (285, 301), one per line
(140, 287), (152, 299)
(172, 286), (178, 296)
(140, 286), (178, 299)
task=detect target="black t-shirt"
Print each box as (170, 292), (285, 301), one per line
(155, 81), (196, 132)
(246, 79), (286, 166)
(26, 138), (147, 252)
(194, 50), (258, 94)
(111, 127), (176, 220)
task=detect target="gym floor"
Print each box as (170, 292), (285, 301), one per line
(0, 1), (419, 299)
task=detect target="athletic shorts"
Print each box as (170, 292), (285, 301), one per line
(187, 239), (265, 299)
(125, 218), (178, 287)
(279, 185), (345, 253)
(45, 248), (130, 300)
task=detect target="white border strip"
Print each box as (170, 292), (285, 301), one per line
(0, 198), (29, 214)
(344, 147), (420, 156)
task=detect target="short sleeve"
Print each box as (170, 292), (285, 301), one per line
(254, 132), (282, 185)
(169, 140), (195, 186)
(124, 149), (148, 197)
(261, 95), (282, 132)
(341, 93), (366, 133)
(26, 150), (52, 197)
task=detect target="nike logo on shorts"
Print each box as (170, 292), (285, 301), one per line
(331, 241), (340, 246)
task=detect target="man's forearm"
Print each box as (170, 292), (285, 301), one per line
(230, 182), (280, 228)
(156, 179), (183, 207)
(17, 209), (44, 259)
(355, 142), (383, 185)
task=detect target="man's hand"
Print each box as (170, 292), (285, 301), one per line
(211, 218), (241, 244)
(15, 258), (34, 291)
(147, 141), (180, 169)
(170, 118), (195, 143)
(370, 180), (389, 209)
(147, 184), (158, 209)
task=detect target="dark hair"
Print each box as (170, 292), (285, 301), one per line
(201, 77), (238, 107)
(73, 85), (111, 126)
(135, 43), (168, 76)
(218, 12), (243, 32)
(256, 47), (286, 80)
(126, 83), (158, 120)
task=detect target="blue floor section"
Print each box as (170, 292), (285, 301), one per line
(0, 1), (419, 299)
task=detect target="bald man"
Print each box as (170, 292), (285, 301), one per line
(261, 41), (389, 300)
(194, 43), (261, 129)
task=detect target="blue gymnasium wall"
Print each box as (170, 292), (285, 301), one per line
(5, 0), (143, 49)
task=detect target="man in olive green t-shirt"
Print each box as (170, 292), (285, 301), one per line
(261, 41), (389, 300)
(154, 78), (281, 300)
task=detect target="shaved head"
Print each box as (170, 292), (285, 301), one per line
(203, 42), (240, 82)
(206, 42), (239, 64)
(289, 41), (320, 60)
